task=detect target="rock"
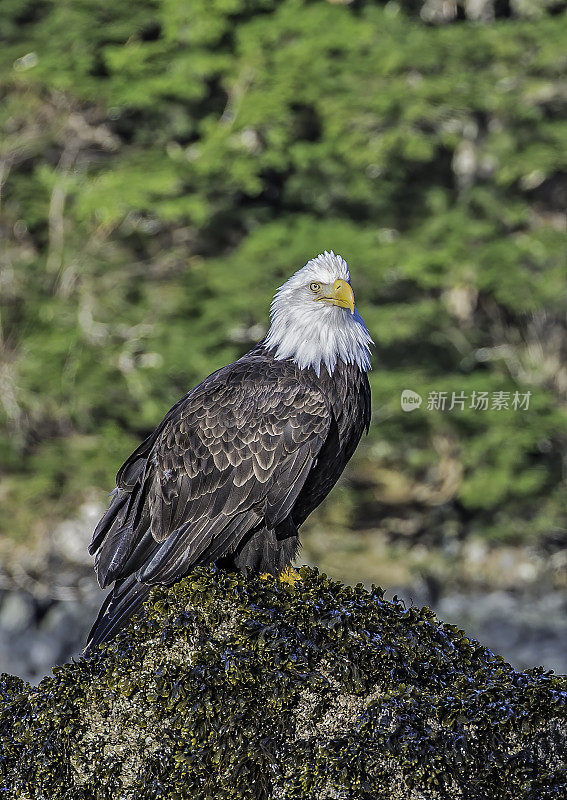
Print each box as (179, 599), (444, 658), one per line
(0, 592), (35, 632)
(0, 566), (565, 799)
(50, 501), (105, 566)
(436, 589), (567, 674)
(0, 592), (102, 684)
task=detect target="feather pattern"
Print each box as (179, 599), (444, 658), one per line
(86, 253), (372, 650)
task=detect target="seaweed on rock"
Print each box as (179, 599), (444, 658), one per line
(1, 566), (565, 799)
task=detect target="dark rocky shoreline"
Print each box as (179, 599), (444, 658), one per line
(1, 503), (565, 683)
(2, 567), (566, 800)
(2, 572), (566, 685)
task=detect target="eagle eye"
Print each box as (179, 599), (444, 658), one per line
(309, 282), (321, 292)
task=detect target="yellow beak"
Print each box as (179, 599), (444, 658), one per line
(328, 278), (355, 314)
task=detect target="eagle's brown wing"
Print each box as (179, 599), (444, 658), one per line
(86, 358), (330, 648)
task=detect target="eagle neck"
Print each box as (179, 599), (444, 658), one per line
(263, 305), (372, 377)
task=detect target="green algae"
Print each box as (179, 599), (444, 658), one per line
(1, 566), (565, 799)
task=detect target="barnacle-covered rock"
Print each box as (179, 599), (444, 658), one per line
(1, 566), (565, 799)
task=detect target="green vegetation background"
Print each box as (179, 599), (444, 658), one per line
(1, 1), (566, 567)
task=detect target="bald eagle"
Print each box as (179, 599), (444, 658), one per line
(86, 252), (372, 649)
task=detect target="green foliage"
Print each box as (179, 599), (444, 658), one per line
(1, 1), (566, 547)
(1, 567), (565, 798)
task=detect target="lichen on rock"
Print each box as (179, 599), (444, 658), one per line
(1, 566), (565, 799)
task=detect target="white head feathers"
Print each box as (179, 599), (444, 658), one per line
(264, 251), (373, 375)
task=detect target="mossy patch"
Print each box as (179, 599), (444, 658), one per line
(1, 566), (565, 799)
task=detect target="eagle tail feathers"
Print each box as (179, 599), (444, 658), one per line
(85, 575), (154, 653)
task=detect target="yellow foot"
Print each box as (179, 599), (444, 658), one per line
(259, 567), (301, 584)
(277, 566), (302, 585)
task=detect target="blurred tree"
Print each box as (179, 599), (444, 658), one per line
(0, 0), (566, 553)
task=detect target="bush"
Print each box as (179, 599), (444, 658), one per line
(1, 1), (566, 547)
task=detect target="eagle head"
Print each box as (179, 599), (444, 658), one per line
(264, 251), (373, 375)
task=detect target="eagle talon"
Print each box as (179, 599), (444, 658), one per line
(277, 566), (301, 585)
